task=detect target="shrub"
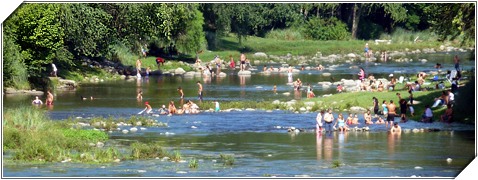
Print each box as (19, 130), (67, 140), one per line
(302, 17), (350, 41)
(189, 158), (199, 169)
(219, 153), (235, 166)
(131, 142), (167, 159)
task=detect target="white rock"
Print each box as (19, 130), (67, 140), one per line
(138, 170), (147, 173)
(191, 126), (197, 129)
(283, 92), (291, 96)
(140, 127), (147, 131)
(176, 171), (188, 174)
(238, 70), (252, 75)
(253, 52), (268, 58)
(322, 73), (331, 76)
(414, 166), (423, 170)
(130, 127), (138, 132)
(174, 68), (186, 74)
(96, 142), (104, 148)
(446, 158), (452, 163)
(122, 129), (129, 134)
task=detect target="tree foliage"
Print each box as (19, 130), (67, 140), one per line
(425, 3), (475, 43)
(2, 3), (474, 89)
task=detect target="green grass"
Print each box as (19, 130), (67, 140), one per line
(219, 153), (235, 166)
(130, 142), (167, 159)
(189, 158), (199, 169)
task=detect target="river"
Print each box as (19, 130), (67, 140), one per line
(2, 52), (476, 177)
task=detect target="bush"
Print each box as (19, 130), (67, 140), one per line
(302, 17), (351, 40)
(131, 142), (167, 159)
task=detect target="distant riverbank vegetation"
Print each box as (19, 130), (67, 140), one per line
(3, 3), (475, 90)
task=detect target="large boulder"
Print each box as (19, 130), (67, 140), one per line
(174, 68), (186, 75)
(238, 70), (252, 75)
(253, 52), (268, 58)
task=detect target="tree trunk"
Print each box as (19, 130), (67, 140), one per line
(351, 3), (361, 39)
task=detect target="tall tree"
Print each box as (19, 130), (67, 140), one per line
(348, 3), (407, 39)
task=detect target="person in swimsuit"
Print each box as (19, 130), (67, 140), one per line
(32, 96), (43, 105)
(386, 100), (396, 128)
(364, 110), (373, 124)
(390, 122), (401, 133)
(197, 81), (203, 101)
(45, 90), (54, 106)
(177, 87), (184, 99)
(229, 55), (235, 70)
(323, 109), (335, 132)
(334, 113), (348, 132)
(240, 53), (246, 71)
(140, 101), (152, 114)
(168, 101), (177, 115)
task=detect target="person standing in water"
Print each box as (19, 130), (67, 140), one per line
(32, 96), (43, 105)
(177, 87), (184, 99)
(46, 90), (54, 106)
(197, 81), (203, 101)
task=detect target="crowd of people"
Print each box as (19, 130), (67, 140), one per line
(35, 48), (463, 132)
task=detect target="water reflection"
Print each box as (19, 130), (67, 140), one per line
(324, 132), (334, 161)
(316, 133), (322, 161)
(387, 131), (402, 156)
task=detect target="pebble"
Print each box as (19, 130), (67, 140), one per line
(414, 166), (423, 170)
(191, 126), (197, 129)
(130, 127), (138, 132)
(122, 129), (129, 134)
(137, 170), (146, 173)
(446, 158), (452, 163)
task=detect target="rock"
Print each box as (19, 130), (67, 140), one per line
(96, 142), (104, 148)
(135, 121), (142, 126)
(349, 106), (367, 113)
(245, 108), (255, 111)
(414, 166), (423, 170)
(299, 107), (307, 112)
(174, 68), (186, 75)
(347, 53), (356, 58)
(446, 158), (452, 163)
(130, 127), (138, 132)
(238, 70), (252, 75)
(272, 100), (281, 104)
(322, 73), (331, 76)
(218, 72), (227, 77)
(253, 52), (268, 58)
(282, 92), (291, 96)
(113, 158), (121, 163)
(122, 129), (129, 134)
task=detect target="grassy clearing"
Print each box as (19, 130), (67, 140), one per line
(195, 32), (450, 62)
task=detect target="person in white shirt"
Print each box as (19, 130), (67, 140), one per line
(421, 105), (433, 123)
(316, 110), (324, 133)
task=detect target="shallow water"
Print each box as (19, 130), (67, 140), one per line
(2, 52), (476, 177)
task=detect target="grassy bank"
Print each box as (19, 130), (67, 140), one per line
(2, 107), (230, 166)
(196, 33), (447, 62)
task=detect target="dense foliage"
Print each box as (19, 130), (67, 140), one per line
(2, 3), (475, 89)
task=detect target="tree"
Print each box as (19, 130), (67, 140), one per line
(60, 4), (112, 58)
(348, 3), (408, 39)
(6, 4), (66, 78)
(425, 3), (475, 43)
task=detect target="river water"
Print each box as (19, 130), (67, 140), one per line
(2, 52), (476, 177)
